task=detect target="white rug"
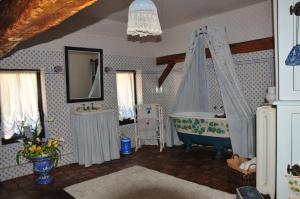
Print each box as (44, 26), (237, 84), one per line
(65, 166), (235, 199)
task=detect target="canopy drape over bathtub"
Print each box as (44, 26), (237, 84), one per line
(166, 30), (209, 147)
(166, 26), (255, 158)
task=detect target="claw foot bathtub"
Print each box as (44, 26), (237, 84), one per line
(169, 112), (232, 159)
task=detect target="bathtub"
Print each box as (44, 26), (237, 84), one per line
(169, 112), (232, 159)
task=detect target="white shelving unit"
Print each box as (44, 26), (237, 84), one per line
(134, 104), (164, 152)
(274, 0), (300, 198)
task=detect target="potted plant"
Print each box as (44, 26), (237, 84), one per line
(16, 121), (63, 185)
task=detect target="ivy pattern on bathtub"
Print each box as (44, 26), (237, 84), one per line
(174, 118), (230, 137)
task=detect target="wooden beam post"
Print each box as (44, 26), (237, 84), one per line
(156, 37), (274, 65)
(158, 63), (176, 87)
(156, 37), (274, 86)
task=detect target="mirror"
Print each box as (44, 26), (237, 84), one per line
(65, 46), (104, 103)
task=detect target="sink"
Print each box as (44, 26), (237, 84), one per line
(72, 107), (113, 115)
(75, 106), (102, 112)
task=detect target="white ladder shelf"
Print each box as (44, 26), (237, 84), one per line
(134, 104), (164, 152)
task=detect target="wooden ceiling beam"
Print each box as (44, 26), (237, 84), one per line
(158, 63), (176, 87)
(156, 37), (274, 65)
(0, 0), (97, 58)
(157, 37), (274, 87)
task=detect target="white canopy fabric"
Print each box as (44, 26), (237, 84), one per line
(166, 30), (209, 147)
(166, 26), (255, 158)
(88, 64), (101, 98)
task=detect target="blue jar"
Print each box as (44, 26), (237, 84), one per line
(30, 156), (54, 185)
(120, 137), (132, 155)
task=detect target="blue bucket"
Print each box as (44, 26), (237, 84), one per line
(120, 137), (132, 155)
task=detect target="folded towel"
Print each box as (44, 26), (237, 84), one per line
(239, 157), (256, 171)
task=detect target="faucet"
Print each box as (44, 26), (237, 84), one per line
(82, 104), (90, 111)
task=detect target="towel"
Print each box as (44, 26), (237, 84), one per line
(137, 104), (158, 119)
(239, 157), (256, 171)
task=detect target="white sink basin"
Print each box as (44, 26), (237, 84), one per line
(72, 107), (113, 115)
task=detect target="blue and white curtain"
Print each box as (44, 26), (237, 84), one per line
(205, 26), (255, 158)
(166, 29), (209, 147)
(166, 26), (255, 158)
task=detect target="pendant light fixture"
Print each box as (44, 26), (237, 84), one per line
(286, 2), (300, 66)
(127, 0), (162, 37)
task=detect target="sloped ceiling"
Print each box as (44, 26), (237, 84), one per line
(1, 0), (268, 55)
(79, 0), (266, 29)
(0, 0), (97, 57)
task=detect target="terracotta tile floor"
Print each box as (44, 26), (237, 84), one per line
(0, 146), (242, 199)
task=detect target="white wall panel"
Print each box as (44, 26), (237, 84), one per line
(157, 0), (273, 56)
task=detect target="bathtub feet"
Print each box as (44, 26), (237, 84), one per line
(215, 150), (222, 159)
(184, 144), (192, 152)
(215, 145), (224, 159)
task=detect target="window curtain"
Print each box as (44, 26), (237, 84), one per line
(166, 33), (209, 146)
(0, 72), (40, 139)
(116, 72), (135, 121)
(205, 26), (255, 158)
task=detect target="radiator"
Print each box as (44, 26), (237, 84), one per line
(256, 106), (276, 199)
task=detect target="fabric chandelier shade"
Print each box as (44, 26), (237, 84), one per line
(127, 0), (162, 37)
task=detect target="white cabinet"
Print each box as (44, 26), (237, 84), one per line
(274, 0), (300, 198)
(276, 103), (300, 199)
(276, 0), (300, 100)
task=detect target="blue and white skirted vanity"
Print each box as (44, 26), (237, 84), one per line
(71, 109), (120, 167)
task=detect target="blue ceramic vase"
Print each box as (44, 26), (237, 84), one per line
(30, 156), (54, 185)
(286, 44), (300, 66)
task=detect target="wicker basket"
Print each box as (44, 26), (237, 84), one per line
(227, 154), (256, 187)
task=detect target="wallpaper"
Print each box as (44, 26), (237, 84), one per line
(147, 50), (274, 128)
(0, 49), (157, 181)
(0, 48), (274, 181)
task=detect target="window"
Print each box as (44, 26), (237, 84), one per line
(116, 71), (137, 125)
(0, 70), (44, 144)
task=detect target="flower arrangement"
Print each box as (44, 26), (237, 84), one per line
(16, 121), (63, 167)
